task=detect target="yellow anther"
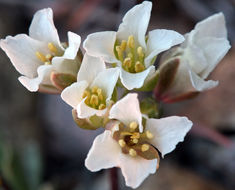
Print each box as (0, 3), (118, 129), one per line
(35, 51), (46, 62)
(128, 52), (133, 59)
(120, 40), (127, 51)
(127, 35), (135, 49)
(129, 148), (137, 157)
(45, 54), (53, 60)
(141, 144), (150, 152)
(146, 130), (154, 139)
(98, 104), (106, 110)
(115, 46), (123, 61)
(129, 121), (138, 130)
(123, 58), (132, 68)
(48, 43), (58, 53)
(90, 95), (99, 106)
(98, 94), (104, 102)
(97, 88), (102, 95)
(91, 86), (98, 93)
(137, 46), (144, 58)
(44, 61), (51, 65)
(82, 90), (90, 99)
(132, 138), (138, 144)
(135, 61), (145, 73)
(131, 132), (140, 139)
(118, 139), (126, 147)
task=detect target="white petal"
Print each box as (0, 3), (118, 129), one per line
(117, 1), (152, 49)
(193, 13), (227, 40)
(91, 68), (120, 101)
(77, 99), (107, 118)
(18, 65), (53, 92)
(77, 53), (106, 84)
(83, 31), (118, 63)
(85, 130), (121, 171)
(195, 37), (231, 78)
(120, 66), (155, 90)
(0, 34), (47, 78)
(119, 154), (157, 188)
(146, 116), (192, 157)
(145, 29), (185, 67)
(109, 93), (143, 132)
(61, 81), (88, 109)
(29, 8), (63, 51)
(52, 32), (81, 76)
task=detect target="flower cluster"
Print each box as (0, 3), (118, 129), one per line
(0, 1), (230, 188)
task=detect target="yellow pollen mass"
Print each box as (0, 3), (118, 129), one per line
(146, 130), (154, 139)
(132, 138), (138, 144)
(137, 46), (144, 58)
(98, 104), (106, 110)
(127, 35), (135, 49)
(91, 86), (98, 93)
(129, 121), (138, 130)
(129, 148), (137, 157)
(115, 46), (123, 61)
(135, 61), (145, 73)
(48, 43), (58, 54)
(123, 58), (132, 68)
(120, 40), (127, 51)
(118, 139), (126, 147)
(36, 51), (47, 62)
(90, 95), (99, 106)
(141, 144), (150, 152)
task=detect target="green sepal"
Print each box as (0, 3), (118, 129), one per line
(137, 70), (159, 92)
(111, 87), (118, 102)
(50, 72), (77, 91)
(72, 109), (101, 130)
(140, 98), (159, 118)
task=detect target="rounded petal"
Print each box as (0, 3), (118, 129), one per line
(117, 1), (152, 49)
(0, 34), (47, 78)
(52, 32), (81, 76)
(146, 116), (192, 157)
(85, 130), (121, 171)
(61, 81), (89, 109)
(91, 68), (120, 101)
(145, 29), (185, 67)
(77, 99), (107, 118)
(29, 8), (63, 51)
(18, 65), (53, 92)
(83, 31), (118, 63)
(120, 66), (155, 90)
(119, 154), (158, 188)
(77, 53), (106, 84)
(109, 93), (143, 132)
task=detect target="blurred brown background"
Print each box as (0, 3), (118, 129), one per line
(0, 0), (234, 190)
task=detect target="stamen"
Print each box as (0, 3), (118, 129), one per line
(98, 104), (106, 110)
(82, 90), (90, 99)
(135, 61), (145, 73)
(48, 43), (58, 54)
(129, 121), (138, 130)
(120, 40), (127, 51)
(116, 46), (123, 61)
(132, 138), (138, 144)
(141, 144), (150, 152)
(129, 149), (137, 157)
(90, 95), (99, 106)
(118, 139), (126, 147)
(146, 130), (154, 139)
(131, 132), (140, 139)
(35, 51), (46, 62)
(123, 58), (132, 68)
(45, 54), (53, 60)
(137, 46), (144, 59)
(127, 35), (135, 49)
(91, 86), (98, 93)
(44, 61), (51, 65)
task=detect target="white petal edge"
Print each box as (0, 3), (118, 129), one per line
(109, 93), (143, 132)
(29, 8), (63, 51)
(83, 31), (118, 63)
(85, 130), (121, 171)
(77, 53), (106, 84)
(119, 154), (157, 188)
(117, 1), (152, 50)
(77, 99), (107, 118)
(120, 65), (155, 90)
(146, 116), (192, 157)
(91, 68), (120, 101)
(0, 34), (47, 78)
(145, 29), (185, 68)
(18, 64), (53, 92)
(61, 81), (88, 109)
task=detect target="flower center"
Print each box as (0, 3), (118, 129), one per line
(35, 42), (58, 65)
(82, 86), (106, 110)
(113, 121), (158, 160)
(114, 35), (146, 73)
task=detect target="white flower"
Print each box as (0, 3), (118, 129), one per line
(85, 93), (192, 188)
(61, 53), (119, 118)
(83, 1), (184, 90)
(157, 13), (231, 102)
(0, 8), (81, 93)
